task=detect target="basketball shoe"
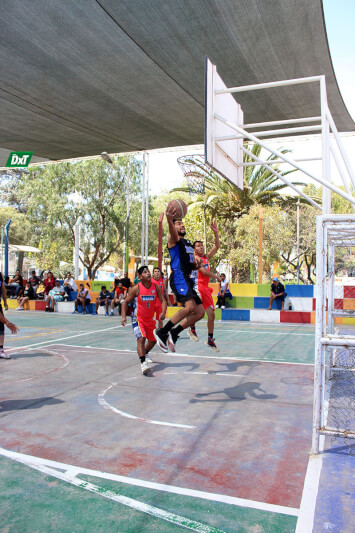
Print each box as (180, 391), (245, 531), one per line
(188, 326), (199, 342)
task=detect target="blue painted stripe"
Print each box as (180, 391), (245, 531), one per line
(221, 309), (250, 321)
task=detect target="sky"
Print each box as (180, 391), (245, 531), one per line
(148, 0), (355, 197)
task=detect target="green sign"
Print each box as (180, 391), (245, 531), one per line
(6, 151), (33, 167)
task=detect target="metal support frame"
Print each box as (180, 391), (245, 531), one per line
(209, 65), (355, 455)
(141, 152), (149, 266)
(312, 215), (355, 454)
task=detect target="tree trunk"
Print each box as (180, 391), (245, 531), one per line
(16, 251), (24, 273)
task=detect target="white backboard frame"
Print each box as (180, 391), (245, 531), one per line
(205, 57), (244, 189)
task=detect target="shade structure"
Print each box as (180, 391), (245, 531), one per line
(0, 0), (353, 165)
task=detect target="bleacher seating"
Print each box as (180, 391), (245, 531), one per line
(6, 280), (355, 325)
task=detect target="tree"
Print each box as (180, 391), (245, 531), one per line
(18, 157), (142, 279)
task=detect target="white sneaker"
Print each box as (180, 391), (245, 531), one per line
(18, 306), (24, 310)
(0, 349), (11, 359)
(221, 306), (225, 309)
(141, 361), (150, 375)
(215, 305), (219, 309)
(188, 328), (199, 342)
(145, 355), (153, 364)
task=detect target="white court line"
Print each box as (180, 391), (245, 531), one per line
(0, 449), (223, 533)
(98, 384), (196, 429)
(54, 344), (314, 366)
(214, 329), (314, 336)
(6, 326), (122, 352)
(0, 447), (299, 517)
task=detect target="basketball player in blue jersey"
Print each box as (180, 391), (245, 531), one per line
(154, 205), (204, 352)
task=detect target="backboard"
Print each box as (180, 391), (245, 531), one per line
(205, 57), (244, 189)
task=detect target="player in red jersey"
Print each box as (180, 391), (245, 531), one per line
(151, 267), (169, 328)
(189, 222), (222, 351)
(121, 266), (167, 374)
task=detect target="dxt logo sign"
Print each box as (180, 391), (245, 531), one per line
(6, 151), (33, 167)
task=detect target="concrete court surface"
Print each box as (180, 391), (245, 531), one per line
(0, 312), (353, 532)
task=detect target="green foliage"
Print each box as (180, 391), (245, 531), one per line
(18, 156), (142, 278)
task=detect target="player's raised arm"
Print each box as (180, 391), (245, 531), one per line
(207, 221), (220, 259)
(166, 205), (179, 246)
(121, 284), (139, 326)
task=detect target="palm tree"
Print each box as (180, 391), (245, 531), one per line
(174, 143), (305, 219)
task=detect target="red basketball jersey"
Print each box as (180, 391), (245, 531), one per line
(197, 255), (210, 289)
(137, 282), (158, 321)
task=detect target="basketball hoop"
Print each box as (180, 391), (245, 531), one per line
(177, 154), (210, 195)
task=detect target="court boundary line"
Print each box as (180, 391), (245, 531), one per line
(0, 449), (224, 533)
(54, 344), (314, 366)
(0, 447), (299, 517)
(5, 325), (122, 352)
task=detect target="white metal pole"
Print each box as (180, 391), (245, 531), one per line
(312, 216), (325, 454)
(74, 216), (82, 280)
(320, 77), (331, 214)
(215, 75), (323, 94)
(326, 108), (355, 190)
(326, 244), (335, 380)
(297, 199), (300, 284)
(144, 153), (149, 264)
(141, 153), (147, 265)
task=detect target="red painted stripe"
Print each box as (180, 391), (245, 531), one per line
(344, 286), (355, 298)
(280, 311), (311, 323)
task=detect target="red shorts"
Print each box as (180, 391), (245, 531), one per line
(198, 285), (214, 310)
(154, 300), (162, 320)
(134, 316), (156, 342)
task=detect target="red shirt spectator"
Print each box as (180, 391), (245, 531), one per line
(44, 272), (56, 295)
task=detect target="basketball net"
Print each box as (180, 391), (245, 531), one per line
(177, 155), (210, 195)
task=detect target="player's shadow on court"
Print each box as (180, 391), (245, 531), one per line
(0, 397), (64, 412)
(190, 382), (277, 403)
(11, 351), (53, 359)
(150, 361), (201, 374)
(211, 361), (260, 373)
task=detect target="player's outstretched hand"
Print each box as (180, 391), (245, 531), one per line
(159, 312), (166, 321)
(216, 275), (222, 282)
(6, 321), (19, 334)
(121, 317), (127, 326)
(211, 221), (218, 234)
(165, 205), (177, 220)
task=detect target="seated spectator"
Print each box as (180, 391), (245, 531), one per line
(121, 271), (131, 290)
(36, 280), (46, 300)
(72, 284), (91, 315)
(268, 277), (286, 310)
(63, 272), (77, 297)
(16, 282), (35, 310)
(95, 286), (112, 316)
(28, 270), (41, 293)
(216, 273), (229, 309)
(44, 271), (56, 295)
(110, 281), (127, 316)
(111, 273), (120, 291)
(9, 270), (23, 298)
(45, 280), (65, 312)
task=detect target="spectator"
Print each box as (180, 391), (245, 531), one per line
(216, 273), (229, 309)
(16, 282), (35, 310)
(63, 272), (77, 297)
(0, 270), (19, 359)
(72, 283), (91, 314)
(121, 271), (131, 290)
(36, 280), (46, 300)
(111, 273), (120, 291)
(9, 269), (23, 298)
(46, 280), (65, 312)
(44, 271), (56, 295)
(95, 286), (112, 316)
(28, 270), (41, 293)
(268, 277), (286, 310)
(110, 280), (126, 316)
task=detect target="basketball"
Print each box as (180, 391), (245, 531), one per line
(167, 199), (188, 218)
